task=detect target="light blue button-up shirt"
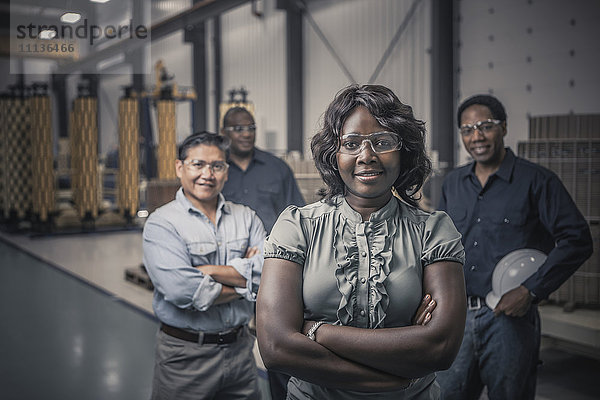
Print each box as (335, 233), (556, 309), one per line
(143, 188), (265, 332)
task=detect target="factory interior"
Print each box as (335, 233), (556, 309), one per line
(0, 0), (599, 399)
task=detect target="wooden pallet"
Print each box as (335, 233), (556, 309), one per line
(125, 266), (154, 291)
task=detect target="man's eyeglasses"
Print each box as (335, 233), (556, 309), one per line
(223, 124), (256, 133)
(183, 159), (229, 174)
(459, 119), (502, 137)
(338, 132), (403, 155)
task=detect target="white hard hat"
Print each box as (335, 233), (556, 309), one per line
(485, 248), (547, 309)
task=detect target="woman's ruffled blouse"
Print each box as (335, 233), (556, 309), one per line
(264, 195), (465, 329)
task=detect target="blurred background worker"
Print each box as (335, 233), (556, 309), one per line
(221, 107), (305, 233)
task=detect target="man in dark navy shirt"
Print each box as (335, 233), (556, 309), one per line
(436, 94), (593, 400)
(221, 106), (305, 233)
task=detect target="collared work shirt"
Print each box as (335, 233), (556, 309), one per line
(439, 147), (593, 300)
(143, 188), (265, 332)
(222, 148), (305, 232)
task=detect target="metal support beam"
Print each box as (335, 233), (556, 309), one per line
(80, 74), (98, 97)
(213, 16), (222, 132)
(129, 0), (147, 169)
(185, 19), (207, 132)
(131, 71), (146, 170)
(278, 0), (303, 154)
(368, 0), (424, 84)
(129, 0), (148, 93)
(51, 74), (67, 138)
(298, 1), (355, 84)
(429, 0), (455, 208)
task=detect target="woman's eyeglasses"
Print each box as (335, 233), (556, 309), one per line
(338, 132), (403, 155)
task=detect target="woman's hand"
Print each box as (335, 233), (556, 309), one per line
(412, 294), (436, 325)
(298, 295), (439, 370)
(300, 262), (465, 378)
(258, 258), (415, 392)
(302, 293), (436, 336)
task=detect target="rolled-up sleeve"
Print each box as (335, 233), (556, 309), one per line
(142, 214), (221, 311)
(230, 211), (266, 300)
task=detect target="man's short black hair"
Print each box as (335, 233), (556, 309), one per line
(457, 94), (506, 127)
(178, 131), (230, 160)
(222, 106), (254, 127)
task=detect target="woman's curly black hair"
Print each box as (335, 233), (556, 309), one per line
(311, 84), (432, 208)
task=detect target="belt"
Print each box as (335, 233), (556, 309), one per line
(160, 323), (243, 344)
(467, 296), (484, 310)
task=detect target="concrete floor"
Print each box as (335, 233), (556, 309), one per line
(536, 345), (599, 400)
(1, 229), (598, 399)
(0, 238), (157, 400)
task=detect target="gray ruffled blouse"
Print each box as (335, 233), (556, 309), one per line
(264, 195), (465, 399)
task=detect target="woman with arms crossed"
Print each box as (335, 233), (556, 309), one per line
(257, 84), (466, 399)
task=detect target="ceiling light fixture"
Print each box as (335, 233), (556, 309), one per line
(90, 0), (111, 3)
(60, 12), (81, 23)
(39, 29), (57, 40)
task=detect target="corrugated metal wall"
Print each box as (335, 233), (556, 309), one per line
(304, 0), (432, 155)
(220, 0), (433, 156)
(220, 1), (287, 154)
(456, 0), (600, 165)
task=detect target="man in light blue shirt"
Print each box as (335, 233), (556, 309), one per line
(143, 132), (265, 400)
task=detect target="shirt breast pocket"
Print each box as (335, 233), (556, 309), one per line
(187, 241), (217, 266)
(227, 238), (249, 261)
(492, 210), (528, 244)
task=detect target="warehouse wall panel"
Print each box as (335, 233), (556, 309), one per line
(456, 0), (600, 165)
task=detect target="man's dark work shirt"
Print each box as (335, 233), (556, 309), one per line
(439, 148), (593, 300)
(223, 148), (305, 232)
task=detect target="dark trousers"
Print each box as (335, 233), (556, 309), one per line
(437, 304), (541, 400)
(267, 369), (290, 400)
